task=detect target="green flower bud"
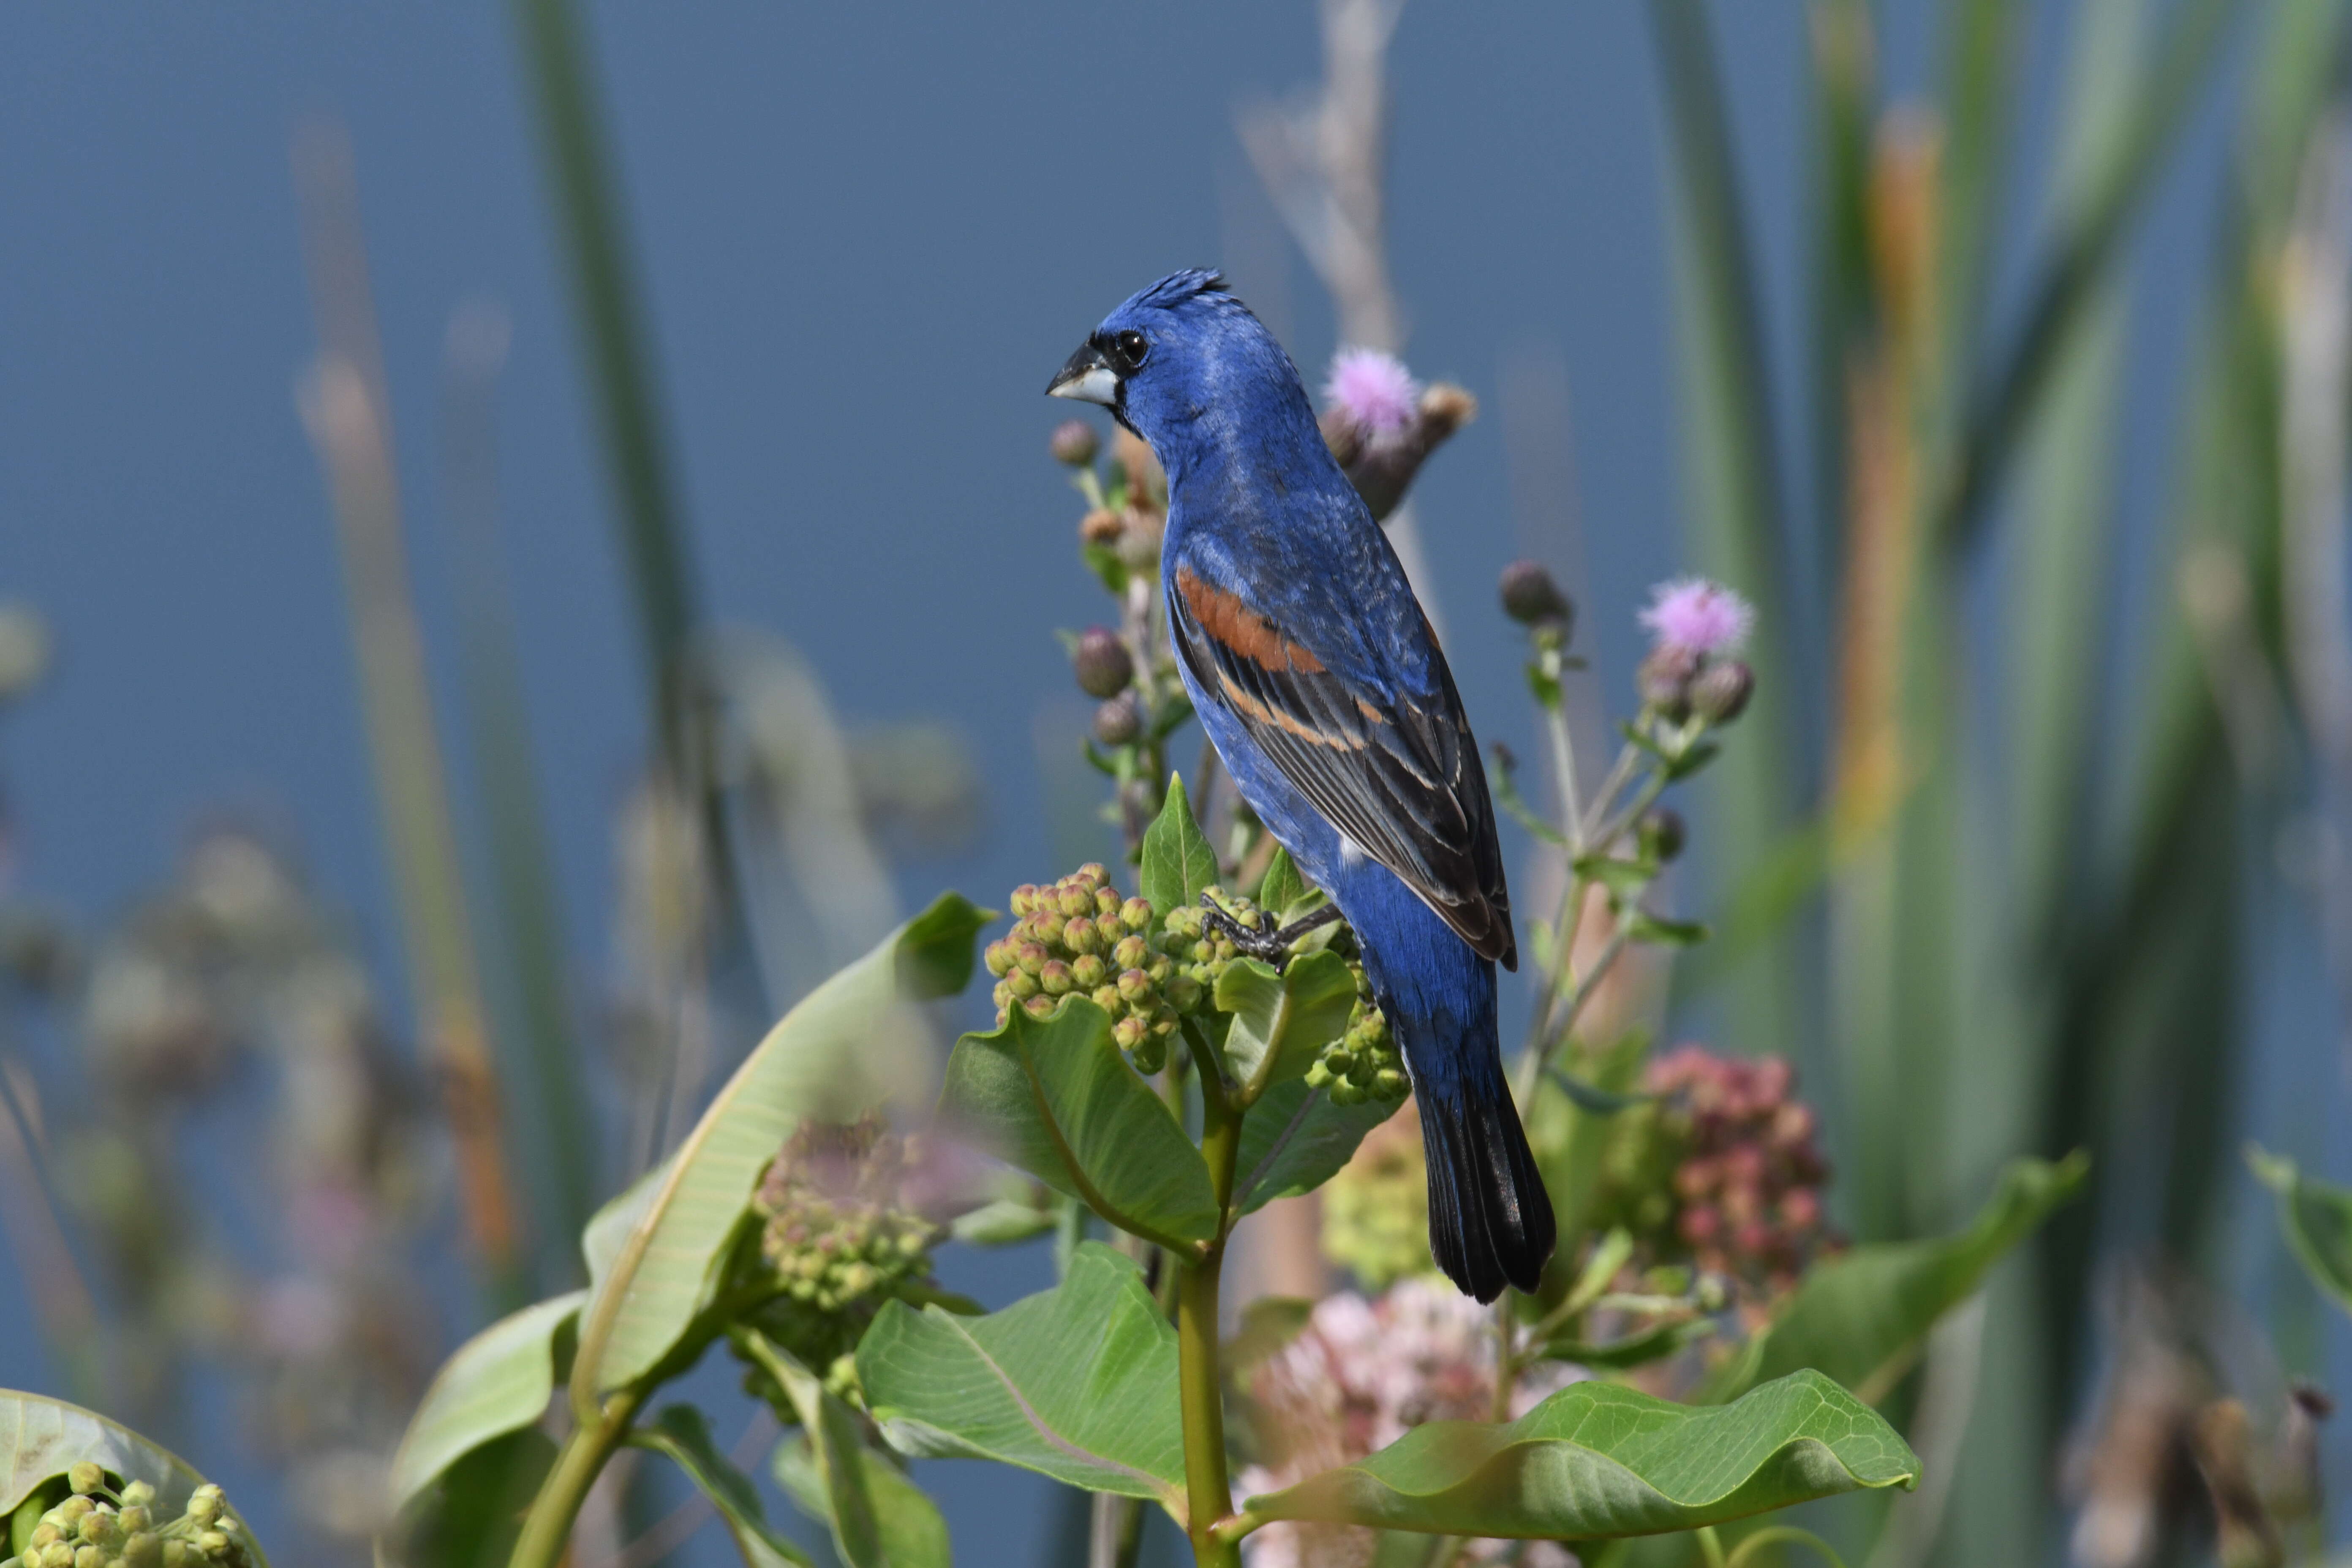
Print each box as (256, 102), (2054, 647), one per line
(1637, 807), (1686, 864)
(1499, 560), (1573, 635)
(1111, 1015), (1147, 1051)
(1091, 696), (1141, 747)
(1009, 884), (1039, 917)
(1005, 969), (1040, 1001)
(1164, 974), (1203, 1012)
(1071, 953), (1107, 988)
(72, 1546), (102, 1568)
(76, 1513), (117, 1547)
(198, 1534), (230, 1558)
(56, 1501), (92, 1525)
(1637, 645), (1700, 719)
(1056, 882), (1093, 919)
(162, 1543), (188, 1568)
(117, 1507), (150, 1535)
(1031, 911), (1066, 946)
(1090, 984), (1121, 1010)
(28, 1527), (59, 1551)
(119, 1485), (152, 1511)
(1116, 969), (1154, 1004)
(40, 1545), (71, 1568)
(1039, 960), (1074, 996)
(1373, 1067), (1409, 1099)
(1072, 627), (1134, 700)
(1049, 418), (1099, 467)
(983, 939), (1015, 977)
(1690, 659), (1753, 723)
(1014, 942), (1047, 978)
(67, 1464), (106, 1498)
(1121, 897), (1152, 931)
(1112, 934), (1149, 969)
(1064, 918), (1102, 956)
(123, 1538), (160, 1568)
(1130, 1034), (1167, 1074)
(1022, 994), (1056, 1019)
(1330, 1079), (1364, 1105)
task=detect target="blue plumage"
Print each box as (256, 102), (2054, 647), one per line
(1048, 270), (1555, 1301)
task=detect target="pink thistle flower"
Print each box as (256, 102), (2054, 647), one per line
(1323, 347), (1421, 443)
(1640, 577), (1754, 657)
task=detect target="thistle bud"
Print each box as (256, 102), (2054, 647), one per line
(1079, 507), (1123, 546)
(1498, 561), (1573, 635)
(1637, 808), (1686, 864)
(1092, 694), (1141, 747)
(1690, 659), (1753, 723)
(67, 1463), (105, 1497)
(1049, 418), (1099, 467)
(1071, 627), (1134, 699)
(1636, 645), (1701, 719)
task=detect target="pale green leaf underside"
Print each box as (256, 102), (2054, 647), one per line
(1216, 950), (1357, 1103)
(940, 999), (1217, 1250)
(1233, 1077), (1399, 1214)
(0, 1391), (264, 1565)
(858, 1242), (1185, 1514)
(389, 1289), (585, 1516)
(575, 893), (988, 1398)
(1243, 1369), (1916, 1540)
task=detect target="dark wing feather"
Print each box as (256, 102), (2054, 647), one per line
(1171, 566), (1516, 968)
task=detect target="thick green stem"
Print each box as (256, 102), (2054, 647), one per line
(507, 1386), (645, 1568)
(1177, 1072), (1245, 1566)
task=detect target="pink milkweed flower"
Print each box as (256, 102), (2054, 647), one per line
(1323, 347), (1421, 444)
(1640, 577), (1754, 657)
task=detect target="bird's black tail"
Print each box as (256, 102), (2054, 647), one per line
(1418, 1079), (1557, 1303)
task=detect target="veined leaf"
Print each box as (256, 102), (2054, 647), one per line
(773, 1435), (951, 1568)
(0, 1391), (220, 1524)
(582, 1160), (669, 1289)
(743, 1332), (947, 1568)
(2249, 1146), (2352, 1314)
(572, 893), (989, 1401)
(1141, 774), (1218, 916)
(1705, 1153), (2088, 1404)
(1233, 1077), (1399, 1214)
(939, 998), (1218, 1251)
(1216, 950), (1358, 1106)
(1236, 1369), (1916, 1540)
(858, 1242), (1186, 1513)
(631, 1405), (812, 1567)
(1258, 847), (1309, 916)
(1540, 1318), (1716, 1371)
(389, 1289), (585, 1516)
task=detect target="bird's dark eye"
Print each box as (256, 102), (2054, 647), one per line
(1111, 330), (1149, 371)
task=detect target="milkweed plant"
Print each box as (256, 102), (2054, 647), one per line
(0, 348), (2104, 1568)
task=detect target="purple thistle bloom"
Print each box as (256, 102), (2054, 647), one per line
(1323, 347), (1421, 443)
(1640, 577), (1754, 657)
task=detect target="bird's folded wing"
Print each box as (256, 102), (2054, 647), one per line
(1170, 564), (1516, 968)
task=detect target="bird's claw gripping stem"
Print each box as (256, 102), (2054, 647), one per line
(1198, 893), (1341, 961)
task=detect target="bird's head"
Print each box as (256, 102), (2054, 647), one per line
(1046, 270), (1307, 457)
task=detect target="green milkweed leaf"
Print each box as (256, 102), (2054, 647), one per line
(2249, 1146), (2352, 1315)
(0, 1390), (266, 1564)
(1232, 1077), (1399, 1214)
(940, 999), (1218, 1252)
(1235, 1369), (1916, 1541)
(631, 1405), (813, 1567)
(858, 1242), (1186, 1515)
(389, 1289), (585, 1517)
(1141, 774), (1219, 916)
(571, 893), (989, 1402)
(1215, 950), (1359, 1107)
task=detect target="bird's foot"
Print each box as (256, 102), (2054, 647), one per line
(1198, 893), (1341, 962)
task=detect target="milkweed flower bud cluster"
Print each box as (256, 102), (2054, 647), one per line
(5, 1477), (250, 1568)
(986, 865), (1185, 1071)
(1236, 1279), (1577, 1568)
(735, 1116), (943, 1413)
(1319, 1109), (1430, 1290)
(1595, 1046), (1835, 1300)
(1636, 577), (1756, 724)
(1303, 965), (1407, 1107)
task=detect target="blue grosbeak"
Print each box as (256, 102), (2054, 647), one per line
(1049, 270), (1554, 1301)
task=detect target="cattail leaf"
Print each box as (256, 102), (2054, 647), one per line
(858, 1242), (1185, 1512)
(1235, 1369), (1915, 1541)
(2249, 1148), (2352, 1315)
(388, 1289), (586, 1518)
(1703, 1153), (2087, 1405)
(941, 999), (1217, 1250)
(571, 893), (989, 1402)
(1140, 774), (1220, 916)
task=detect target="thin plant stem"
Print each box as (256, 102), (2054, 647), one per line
(1696, 1525), (1729, 1568)
(1723, 1526), (1849, 1568)
(508, 1386), (648, 1568)
(1178, 1071), (1245, 1567)
(1546, 695), (1585, 857)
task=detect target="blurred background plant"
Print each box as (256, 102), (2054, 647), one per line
(2, 0), (2351, 1563)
